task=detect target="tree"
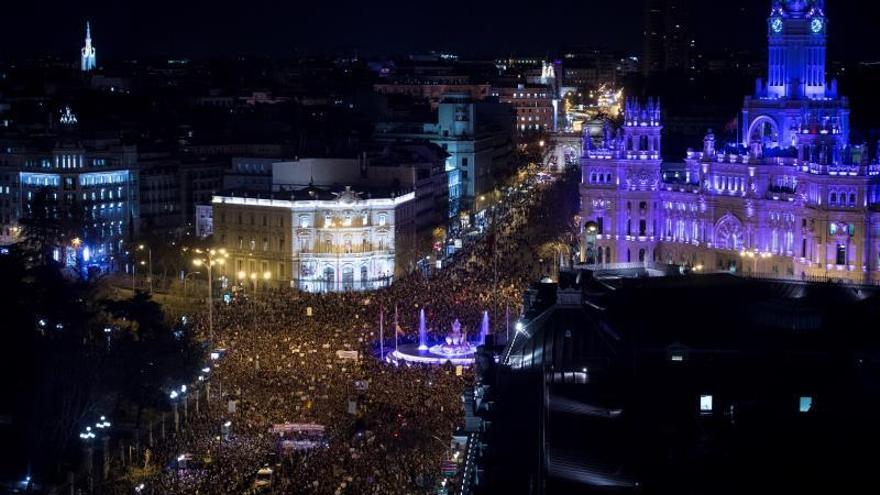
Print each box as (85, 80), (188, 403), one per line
(102, 291), (201, 427)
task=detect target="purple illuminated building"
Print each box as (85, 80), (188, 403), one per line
(581, 0), (880, 283)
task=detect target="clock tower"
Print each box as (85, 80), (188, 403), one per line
(766, 0), (827, 100)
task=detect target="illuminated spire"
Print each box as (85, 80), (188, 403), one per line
(81, 21), (96, 72)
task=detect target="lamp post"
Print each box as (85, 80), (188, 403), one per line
(170, 390), (180, 433)
(238, 270), (270, 334)
(740, 249), (771, 275)
(138, 244), (153, 293)
(79, 426), (96, 493)
(193, 249), (228, 348)
(94, 416), (111, 481)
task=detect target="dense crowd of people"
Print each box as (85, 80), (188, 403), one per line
(111, 172), (576, 494)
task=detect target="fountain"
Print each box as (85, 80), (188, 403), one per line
(418, 308), (428, 351)
(479, 311), (489, 346)
(386, 317), (477, 366)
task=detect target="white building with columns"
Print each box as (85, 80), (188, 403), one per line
(211, 185), (416, 292)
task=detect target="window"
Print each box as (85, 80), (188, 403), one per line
(597, 217), (604, 234)
(639, 201), (647, 211)
(836, 243), (846, 266)
(378, 214), (387, 227)
(700, 395), (713, 413)
(799, 396), (813, 413)
(639, 220), (647, 236)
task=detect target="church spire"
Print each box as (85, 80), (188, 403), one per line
(81, 21), (96, 72)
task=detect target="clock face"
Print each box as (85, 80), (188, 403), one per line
(771, 18), (783, 33)
(811, 18), (824, 33)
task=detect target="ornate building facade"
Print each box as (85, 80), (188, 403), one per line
(581, 0), (880, 283)
(211, 186), (415, 292)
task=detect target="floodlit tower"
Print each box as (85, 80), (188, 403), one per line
(81, 22), (96, 72)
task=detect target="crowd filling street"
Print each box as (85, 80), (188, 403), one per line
(113, 171), (576, 494)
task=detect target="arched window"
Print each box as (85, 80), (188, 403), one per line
(605, 247), (611, 263)
(626, 249), (631, 262)
(323, 266), (335, 292)
(342, 265), (354, 291)
(638, 249), (646, 262)
(830, 192), (837, 205)
(849, 193), (856, 205)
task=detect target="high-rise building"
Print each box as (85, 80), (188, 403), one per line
(81, 22), (96, 72)
(642, 0), (691, 75)
(582, 0), (880, 284)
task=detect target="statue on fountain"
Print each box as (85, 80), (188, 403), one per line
(431, 319), (476, 356)
(446, 319), (466, 346)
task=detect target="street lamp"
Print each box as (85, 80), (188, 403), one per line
(193, 248), (228, 348)
(238, 270), (270, 333)
(79, 426), (96, 493)
(94, 416), (111, 481)
(138, 244), (153, 293)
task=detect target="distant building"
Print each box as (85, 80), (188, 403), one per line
(642, 0), (692, 75)
(492, 84), (556, 133)
(375, 93), (515, 218)
(138, 153), (225, 237)
(562, 49), (621, 90)
(374, 81), (490, 109)
(81, 22), (96, 72)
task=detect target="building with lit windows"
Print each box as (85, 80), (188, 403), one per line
(492, 84), (556, 133)
(581, 0), (880, 283)
(211, 186), (414, 292)
(375, 93), (515, 218)
(0, 108), (139, 267)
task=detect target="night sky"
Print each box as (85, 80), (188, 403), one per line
(1, 0), (878, 60)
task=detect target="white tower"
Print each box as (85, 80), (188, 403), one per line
(81, 22), (96, 72)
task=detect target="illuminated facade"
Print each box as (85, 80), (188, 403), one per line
(581, 0), (880, 283)
(211, 186), (415, 292)
(0, 113), (139, 266)
(81, 22), (96, 72)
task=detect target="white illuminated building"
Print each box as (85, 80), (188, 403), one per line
(81, 22), (96, 72)
(212, 186), (416, 292)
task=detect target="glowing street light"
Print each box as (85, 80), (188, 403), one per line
(192, 248), (228, 347)
(137, 244), (153, 293)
